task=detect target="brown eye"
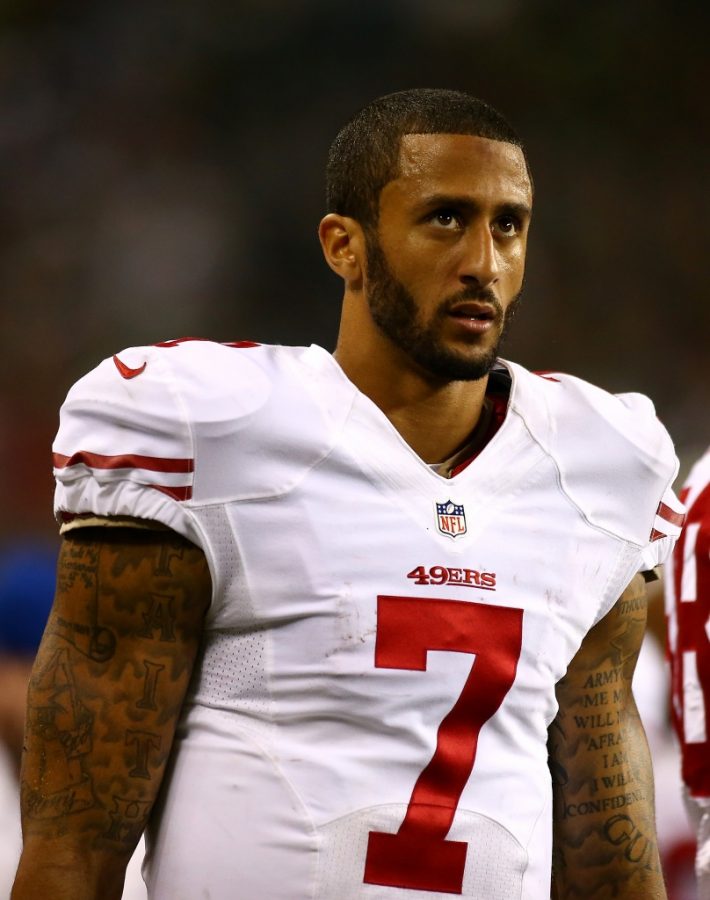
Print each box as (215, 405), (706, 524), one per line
(431, 210), (460, 229)
(495, 215), (518, 235)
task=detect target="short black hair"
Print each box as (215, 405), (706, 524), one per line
(326, 88), (529, 229)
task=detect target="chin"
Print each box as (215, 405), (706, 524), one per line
(415, 346), (498, 382)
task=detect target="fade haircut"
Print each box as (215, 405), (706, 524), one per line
(326, 88), (529, 229)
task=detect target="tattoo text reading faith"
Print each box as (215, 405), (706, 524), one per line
(20, 528), (210, 856)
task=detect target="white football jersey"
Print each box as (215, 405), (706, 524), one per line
(53, 341), (683, 900)
(665, 446), (710, 892)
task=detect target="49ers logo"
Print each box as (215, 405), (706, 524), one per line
(407, 565), (496, 591)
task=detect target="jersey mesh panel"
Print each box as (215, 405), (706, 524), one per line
(187, 505), (271, 718)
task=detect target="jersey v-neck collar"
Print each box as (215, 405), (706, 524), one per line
(306, 345), (514, 485)
(303, 345), (550, 547)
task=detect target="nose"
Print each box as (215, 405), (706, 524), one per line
(458, 223), (499, 288)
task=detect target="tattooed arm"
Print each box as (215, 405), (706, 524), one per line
(548, 574), (666, 899)
(11, 527), (211, 900)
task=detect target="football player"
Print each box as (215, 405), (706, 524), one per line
(666, 446), (710, 897)
(13, 89), (683, 899)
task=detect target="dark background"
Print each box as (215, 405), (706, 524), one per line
(1, 0), (707, 542)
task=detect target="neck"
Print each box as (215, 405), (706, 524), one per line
(334, 302), (489, 464)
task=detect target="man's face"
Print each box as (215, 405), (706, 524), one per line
(364, 133), (532, 381)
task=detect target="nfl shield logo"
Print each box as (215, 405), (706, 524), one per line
(436, 500), (467, 539)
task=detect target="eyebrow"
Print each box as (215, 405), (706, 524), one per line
(415, 193), (532, 219)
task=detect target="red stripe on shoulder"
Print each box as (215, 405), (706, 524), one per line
(113, 355), (147, 379)
(53, 451), (194, 474)
(153, 336), (260, 349)
(154, 336), (210, 348)
(656, 501), (686, 528)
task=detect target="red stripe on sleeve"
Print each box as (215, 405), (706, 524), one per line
(53, 451), (194, 474)
(657, 501), (686, 528)
(149, 484), (193, 501)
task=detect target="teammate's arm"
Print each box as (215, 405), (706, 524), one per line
(548, 574), (666, 899)
(11, 526), (211, 900)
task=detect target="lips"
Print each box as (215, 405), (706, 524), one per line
(448, 302), (496, 322)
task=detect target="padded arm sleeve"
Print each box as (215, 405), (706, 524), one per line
(52, 347), (202, 547)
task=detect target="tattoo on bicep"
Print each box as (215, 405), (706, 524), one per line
(102, 796), (152, 845)
(52, 538), (117, 663)
(23, 532), (207, 841)
(56, 540), (99, 592)
(53, 617), (117, 663)
(155, 541), (185, 577)
(137, 593), (177, 642)
(136, 660), (165, 711)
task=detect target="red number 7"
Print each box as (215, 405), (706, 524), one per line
(363, 595), (524, 894)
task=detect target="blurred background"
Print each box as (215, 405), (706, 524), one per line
(0, 0), (707, 544)
(0, 1), (706, 897)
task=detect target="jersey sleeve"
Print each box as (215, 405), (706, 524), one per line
(52, 346), (202, 547)
(517, 369), (684, 562)
(611, 392), (685, 573)
(636, 481), (686, 573)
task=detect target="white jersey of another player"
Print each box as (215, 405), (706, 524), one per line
(666, 446), (710, 894)
(53, 340), (682, 900)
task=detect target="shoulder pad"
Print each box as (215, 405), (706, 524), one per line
(53, 341), (354, 529)
(506, 362), (680, 547)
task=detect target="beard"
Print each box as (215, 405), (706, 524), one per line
(364, 231), (522, 382)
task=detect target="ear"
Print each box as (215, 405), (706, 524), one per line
(318, 213), (366, 288)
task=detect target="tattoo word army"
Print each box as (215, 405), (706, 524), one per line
(574, 668), (625, 731)
(560, 658), (646, 820)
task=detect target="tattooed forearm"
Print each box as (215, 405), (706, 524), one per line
(14, 527), (210, 899)
(22, 645), (95, 820)
(548, 575), (667, 899)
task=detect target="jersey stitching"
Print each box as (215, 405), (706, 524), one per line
(185, 390), (362, 509)
(149, 347), (198, 492)
(188, 704), (319, 841)
(133, 348), (220, 610)
(510, 394), (658, 551)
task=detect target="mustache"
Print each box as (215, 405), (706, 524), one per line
(440, 287), (504, 317)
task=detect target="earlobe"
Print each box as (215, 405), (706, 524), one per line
(318, 214), (364, 287)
